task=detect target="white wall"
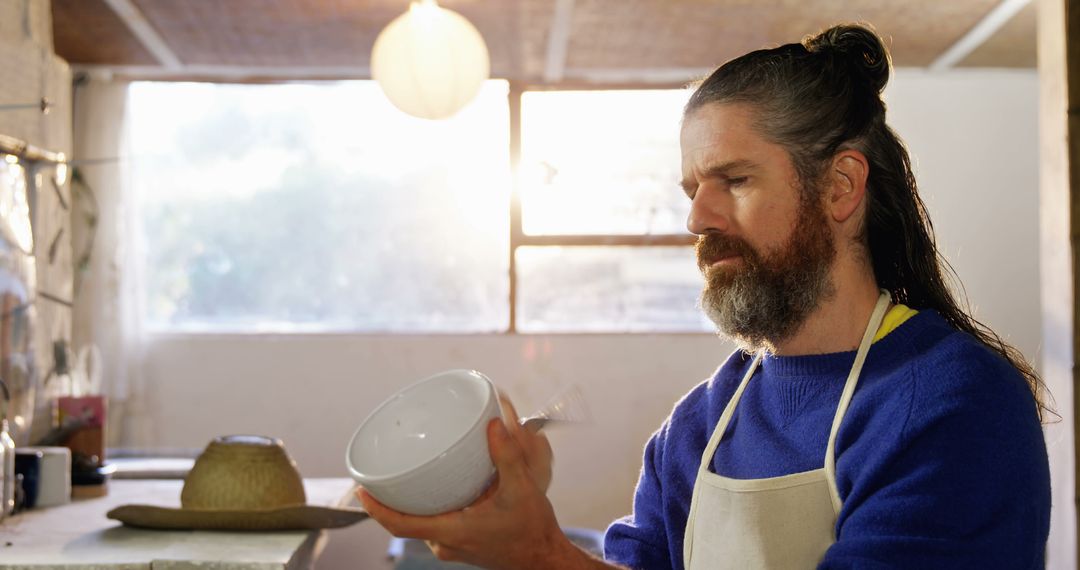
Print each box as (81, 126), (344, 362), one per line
(143, 333), (726, 568)
(886, 69), (1041, 368)
(128, 69), (1041, 569)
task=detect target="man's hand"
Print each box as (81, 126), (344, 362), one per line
(356, 398), (611, 570)
(497, 393), (554, 494)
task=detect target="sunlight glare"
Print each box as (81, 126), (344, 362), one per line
(519, 89), (691, 236)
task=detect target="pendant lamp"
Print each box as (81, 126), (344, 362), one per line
(371, 0), (490, 120)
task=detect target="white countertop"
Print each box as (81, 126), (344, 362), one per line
(0, 478), (361, 570)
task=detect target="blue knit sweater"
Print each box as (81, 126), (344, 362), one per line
(604, 311), (1050, 569)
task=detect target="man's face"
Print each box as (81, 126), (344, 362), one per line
(680, 103), (836, 351)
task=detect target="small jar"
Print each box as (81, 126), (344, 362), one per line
(1, 419), (15, 517)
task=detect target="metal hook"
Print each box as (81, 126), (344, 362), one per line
(0, 97), (51, 115)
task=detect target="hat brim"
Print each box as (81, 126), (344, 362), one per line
(107, 504), (369, 531)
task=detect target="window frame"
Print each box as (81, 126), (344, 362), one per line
(129, 80), (704, 335)
(506, 82), (697, 333)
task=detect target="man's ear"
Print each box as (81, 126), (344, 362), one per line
(827, 150), (870, 224)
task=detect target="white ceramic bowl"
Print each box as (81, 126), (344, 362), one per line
(346, 369), (502, 516)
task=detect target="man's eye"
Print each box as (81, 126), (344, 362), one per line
(728, 177), (748, 187)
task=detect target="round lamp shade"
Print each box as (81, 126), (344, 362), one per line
(371, 0), (491, 120)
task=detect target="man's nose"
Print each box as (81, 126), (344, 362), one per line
(686, 189), (730, 235)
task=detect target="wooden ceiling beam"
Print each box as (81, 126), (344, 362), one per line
(71, 64), (371, 82)
(101, 0), (182, 69)
(69, 63), (708, 86)
(930, 0), (1032, 70)
(559, 67), (712, 86)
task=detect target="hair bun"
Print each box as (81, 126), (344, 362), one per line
(804, 24), (891, 93)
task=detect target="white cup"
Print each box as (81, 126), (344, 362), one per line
(346, 369), (502, 516)
(27, 446), (70, 508)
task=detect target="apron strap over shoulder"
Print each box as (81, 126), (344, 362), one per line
(823, 290), (892, 514)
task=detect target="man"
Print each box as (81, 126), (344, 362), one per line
(359, 23), (1051, 569)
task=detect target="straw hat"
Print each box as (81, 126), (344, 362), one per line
(107, 435), (368, 531)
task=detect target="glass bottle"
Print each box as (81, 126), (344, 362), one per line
(1, 419), (15, 517)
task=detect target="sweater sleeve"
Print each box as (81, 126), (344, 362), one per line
(604, 361), (742, 570)
(820, 345), (1050, 569)
(603, 425), (677, 570)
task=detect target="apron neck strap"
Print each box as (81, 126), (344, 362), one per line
(695, 289), (893, 507)
(823, 289), (892, 512)
(695, 350), (762, 472)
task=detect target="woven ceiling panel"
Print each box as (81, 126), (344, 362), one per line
(564, 0), (1006, 71)
(450, 0), (532, 78)
(958, 0), (1036, 68)
(132, 0), (398, 67)
(50, 0), (1036, 81)
(132, 0), (522, 76)
(52, 0), (156, 65)
(517, 0), (560, 80)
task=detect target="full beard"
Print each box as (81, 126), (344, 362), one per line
(697, 194), (837, 353)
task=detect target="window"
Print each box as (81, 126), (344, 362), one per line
(129, 82), (710, 333)
(515, 90), (709, 333)
(130, 81), (510, 333)
(516, 246), (705, 332)
(519, 90), (692, 236)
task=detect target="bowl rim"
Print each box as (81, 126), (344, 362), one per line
(346, 368), (497, 484)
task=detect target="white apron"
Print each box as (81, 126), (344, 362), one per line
(683, 291), (891, 570)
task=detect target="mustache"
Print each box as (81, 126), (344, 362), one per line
(695, 234), (756, 271)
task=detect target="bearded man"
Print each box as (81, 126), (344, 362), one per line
(358, 23), (1051, 570)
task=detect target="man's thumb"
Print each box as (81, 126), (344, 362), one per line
(488, 418), (526, 478)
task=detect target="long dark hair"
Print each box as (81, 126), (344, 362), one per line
(685, 23), (1051, 421)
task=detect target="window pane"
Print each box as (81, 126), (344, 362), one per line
(129, 81), (510, 332)
(515, 246), (712, 333)
(520, 90), (691, 236)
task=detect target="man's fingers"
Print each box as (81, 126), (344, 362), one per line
(426, 540), (468, 563)
(355, 488), (458, 540)
(498, 392), (544, 449)
(498, 392), (522, 427)
(489, 398), (554, 493)
(488, 418), (529, 482)
(356, 488), (420, 537)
